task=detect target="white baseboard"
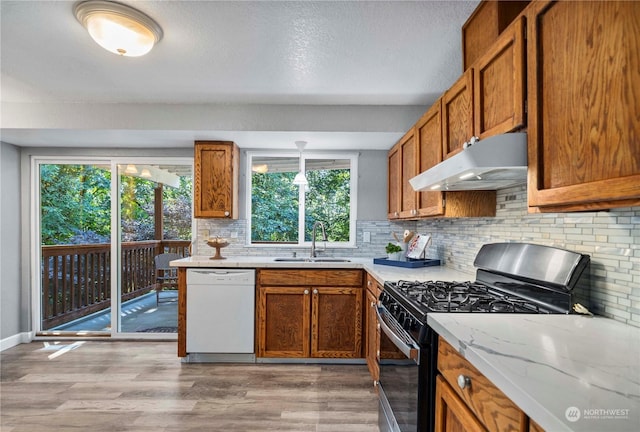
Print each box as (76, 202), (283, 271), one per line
(1, 332), (33, 351)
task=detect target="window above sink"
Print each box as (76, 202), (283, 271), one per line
(246, 151), (358, 249)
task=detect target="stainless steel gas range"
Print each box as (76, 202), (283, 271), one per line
(376, 242), (591, 432)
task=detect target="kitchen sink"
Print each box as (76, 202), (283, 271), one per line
(311, 258), (351, 262)
(273, 257), (351, 263)
(273, 258), (309, 262)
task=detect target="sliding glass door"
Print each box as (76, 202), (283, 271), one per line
(36, 158), (192, 337)
(39, 163), (113, 334)
(117, 163), (192, 334)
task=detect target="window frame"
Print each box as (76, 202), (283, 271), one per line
(246, 150), (358, 248)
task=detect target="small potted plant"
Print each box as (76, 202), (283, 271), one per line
(385, 242), (403, 261)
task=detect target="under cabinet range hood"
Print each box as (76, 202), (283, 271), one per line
(409, 132), (528, 191)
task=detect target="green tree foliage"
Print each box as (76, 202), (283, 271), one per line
(40, 164), (111, 245)
(305, 169), (350, 242)
(251, 171), (299, 242)
(163, 176), (193, 240)
(251, 166), (350, 243)
(41, 164), (192, 245)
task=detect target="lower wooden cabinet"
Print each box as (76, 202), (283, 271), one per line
(257, 269), (363, 358)
(365, 286), (379, 381)
(436, 337), (526, 432)
(529, 418), (545, 432)
(435, 375), (487, 432)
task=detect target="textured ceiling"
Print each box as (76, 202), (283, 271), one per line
(0, 0), (480, 150)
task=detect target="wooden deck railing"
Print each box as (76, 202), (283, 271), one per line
(41, 240), (190, 330)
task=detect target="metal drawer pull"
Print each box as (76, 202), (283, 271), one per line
(457, 374), (471, 390)
(304, 289), (309, 295)
(313, 289), (318, 294)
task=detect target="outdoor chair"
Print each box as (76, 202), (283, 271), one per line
(154, 253), (181, 305)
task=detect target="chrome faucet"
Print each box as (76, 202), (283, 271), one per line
(310, 221), (328, 258)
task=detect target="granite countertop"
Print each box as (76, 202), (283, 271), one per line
(171, 255), (473, 285)
(428, 313), (640, 432)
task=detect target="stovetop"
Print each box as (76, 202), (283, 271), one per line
(380, 243), (591, 326)
(400, 278), (546, 308)
(382, 279), (554, 326)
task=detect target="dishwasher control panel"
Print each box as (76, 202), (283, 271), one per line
(187, 269), (255, 285)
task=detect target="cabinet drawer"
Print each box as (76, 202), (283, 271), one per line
(438, 337), (525, 432)
(258, 269), (363, 287)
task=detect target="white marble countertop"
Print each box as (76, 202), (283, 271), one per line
(170, 255), (473, 284)
(428, 313), (640, 431)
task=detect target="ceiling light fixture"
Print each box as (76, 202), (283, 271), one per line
(252, 164), (269, 174)
(293, 141), (308, 186)
(74, 0), (163, 57)
(124, 164), (138, 174)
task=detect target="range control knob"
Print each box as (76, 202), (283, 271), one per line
(403, 316), (413, 330)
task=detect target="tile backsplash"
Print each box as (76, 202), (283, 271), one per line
(196, 185), (639, 327)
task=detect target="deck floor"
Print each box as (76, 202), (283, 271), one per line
(1, 341), (380, 432)
(54, 291), (178, 334)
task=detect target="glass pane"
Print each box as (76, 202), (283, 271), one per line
(118, 164), (192, 334)
(41, 164), (112, 333)
(304, 159), (351, 242)
(251, 156), (299, 243)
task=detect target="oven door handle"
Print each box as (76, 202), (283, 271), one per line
(375, 305), (420, 363)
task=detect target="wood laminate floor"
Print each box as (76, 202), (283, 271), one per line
(1, 341), (379, 432)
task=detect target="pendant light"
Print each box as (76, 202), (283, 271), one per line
(293, 141), (308, 186)
(74, 0), (163, 57)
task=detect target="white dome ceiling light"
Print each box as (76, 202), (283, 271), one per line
(74, 0), (163, 57)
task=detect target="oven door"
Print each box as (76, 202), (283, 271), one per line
(376, 305), (423, 432)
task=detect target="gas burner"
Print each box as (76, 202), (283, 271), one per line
(385, 279), (549, 315)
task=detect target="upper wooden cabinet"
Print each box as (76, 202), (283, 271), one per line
(388, 128), (418, 219)
(443, 16), (526, 161)
(473, 16), (526, 139)
(442, 69), (474, 160)
(526, 0), (640, 211)
(416, 100), (445, 217)
(389, 97), (497, 220)
(193, 141), (239, 218)
(462, 0), (530, 71)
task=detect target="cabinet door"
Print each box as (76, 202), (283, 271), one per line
(442, 69), (474, 159)
(473, 16), (525, 139)
(311, 287), (362, 358)
(365, 288), (379, 382)
(462, 0), (529, 71)
(438, 338), (525, 431)
(416, 99), (445, 217)
(399, 129), (418, 218)
(529, 419), (545, 432)
(257, 287), (310, 357)
(387, 144), (402, 219)
(388, 129), (418, 219)
(527, 0), (640, 211)
(435, 375), (487, 432)
(194, 141), (239, 218)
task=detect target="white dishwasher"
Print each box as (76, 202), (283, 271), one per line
(186, 269), (255, 362)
